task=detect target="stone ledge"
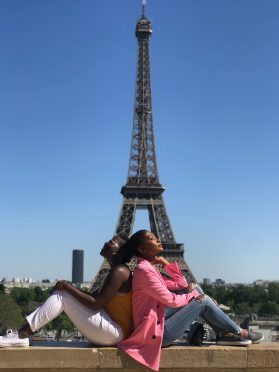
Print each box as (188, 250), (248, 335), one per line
(0, 344), (279, 372)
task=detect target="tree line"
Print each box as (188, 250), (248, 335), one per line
(1, 282), (279, 337)
(202, 282), (279, 316)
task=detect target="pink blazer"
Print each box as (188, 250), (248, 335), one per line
(118, 258), (199, 371)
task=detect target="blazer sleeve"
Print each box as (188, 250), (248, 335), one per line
(162, 262), (189, 290)
(136, 265), (199, 308)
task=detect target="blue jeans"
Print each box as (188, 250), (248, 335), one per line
(164, 285), (204, 320)
(163, 293), (241, 347)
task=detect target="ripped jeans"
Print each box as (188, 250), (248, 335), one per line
(163, 288), (240, 346)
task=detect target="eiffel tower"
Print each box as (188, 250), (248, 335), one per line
(92, 2), (196, 290)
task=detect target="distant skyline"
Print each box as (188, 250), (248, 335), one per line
(3, 277), (278, 286)
(0, 0), (278, 283)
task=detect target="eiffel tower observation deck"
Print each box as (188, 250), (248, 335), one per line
(92, 2), (196, 290)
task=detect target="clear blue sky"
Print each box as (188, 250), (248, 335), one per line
(1, 0), (278, 284)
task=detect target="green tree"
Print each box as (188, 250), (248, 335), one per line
(34, 286), (48, 303)
(251, 286), (269, 305)
(200, 283), (279, 316)
(234, 302), (251, 315)
(21, 300), (42, 316)
(267, 282), (279, 303)
(258, 301), (279, 316)
(0, 294), (24, 334)
(250, 302), (261, 314)
(232, 286), (254, 305)
(202, 285), (216, 299)
(215, 286), (232, 304)
(10, 287), (35, 306)
(0, 284), (5, 294)
(10, 287), (38, 317)
(225, 300), (235, 311)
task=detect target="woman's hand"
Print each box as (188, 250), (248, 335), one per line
(194, 294), (208, 303)
(54, 280), (69, 291)
(152, 256), (169, 266)
(187, 282), (198, 291)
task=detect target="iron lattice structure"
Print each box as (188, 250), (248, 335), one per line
(92, 6), (196, 290)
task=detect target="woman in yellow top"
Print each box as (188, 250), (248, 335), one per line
(0, 236), (132, 348)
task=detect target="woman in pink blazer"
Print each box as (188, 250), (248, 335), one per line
(117, 230), (263, 371)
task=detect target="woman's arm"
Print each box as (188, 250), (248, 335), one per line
(55, 266), (130, 310)
(135, 265), (199, 308)
(153, 256), (189, 290)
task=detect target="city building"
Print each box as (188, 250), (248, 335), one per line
(203, 278), (211, 286)
(72, 249), (84, 285)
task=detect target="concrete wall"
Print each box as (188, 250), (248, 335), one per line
(0, 344), (279, 372)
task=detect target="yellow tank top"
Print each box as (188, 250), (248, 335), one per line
(105, 291), (132, 338)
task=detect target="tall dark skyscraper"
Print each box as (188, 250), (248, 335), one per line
(72, 249), (84, 284)
(91, 3), (196, 291)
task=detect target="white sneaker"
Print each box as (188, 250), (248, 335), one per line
(0, 329), (29, 348)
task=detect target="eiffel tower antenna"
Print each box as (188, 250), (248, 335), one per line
(92, 5), (196, 290)
(142, 0), (146, 16)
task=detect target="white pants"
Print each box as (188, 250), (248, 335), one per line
(26, 290), (124, 345)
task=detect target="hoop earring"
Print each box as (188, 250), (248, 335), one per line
(109, 252), (121, 266)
